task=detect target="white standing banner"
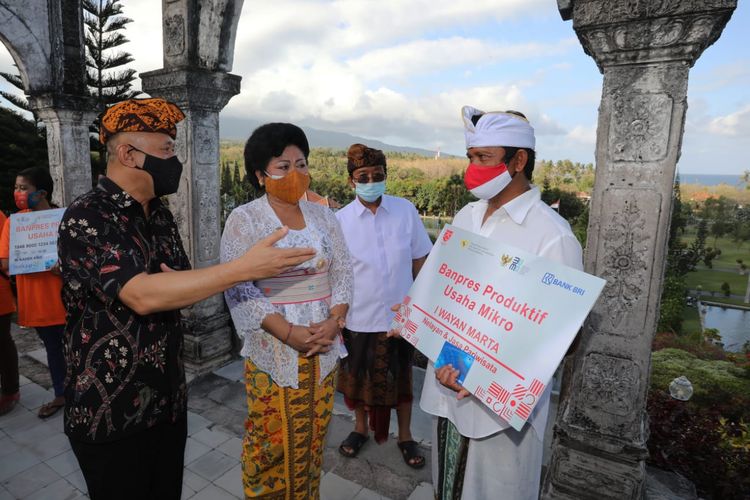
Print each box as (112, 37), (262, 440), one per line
(391, 224), (606, 431)
(8, 208), (65, 275)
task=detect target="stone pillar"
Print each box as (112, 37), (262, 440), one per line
(141, 69), (241, 373)
(141, 0), (245, 374)
(31, 96), (97, 206)
(543, 1), (736, 499)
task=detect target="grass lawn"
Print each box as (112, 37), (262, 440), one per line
(685, 268), (749, 295)
(679, 230), (750, 269)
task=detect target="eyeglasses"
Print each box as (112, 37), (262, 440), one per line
(353, 173), (386, 184)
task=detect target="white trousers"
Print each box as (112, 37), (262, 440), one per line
(432, 418), (543, 500)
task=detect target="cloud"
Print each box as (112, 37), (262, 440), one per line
(0, 0), (745, 174)
(706, 105), (750, 137)
(566, 124), (596, 144)
(347, 37), (574, 81)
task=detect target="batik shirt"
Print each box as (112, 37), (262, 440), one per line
(58, 177), (191, 443)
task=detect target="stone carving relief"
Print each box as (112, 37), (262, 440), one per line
(164, 15), (185, 56)
(573, 0), (735, 27)
(580, 353), (639, 416)
(580, 14), (724, 65)
(195, 124), (216, 164)
(556, 453), (637, 498)
(597, 196), (652, 332)
(197, 185), (220, 263)
(609, 92), (672, 162)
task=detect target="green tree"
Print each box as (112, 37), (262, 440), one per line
(0, 70), (32, 116)
(658, 175), (703, 333)
(83, 0), (140, 180)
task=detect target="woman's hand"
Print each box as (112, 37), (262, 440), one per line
(434, 365), (471, 400)
(306, 318), (340, 357)
(285, 325), (321, 353)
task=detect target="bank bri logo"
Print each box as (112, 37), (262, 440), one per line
(541, 272), (586, 296)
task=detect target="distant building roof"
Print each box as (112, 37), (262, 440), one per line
(301, 189), (342, 209)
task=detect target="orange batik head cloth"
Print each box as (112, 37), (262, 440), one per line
(99, 97), (185, 144)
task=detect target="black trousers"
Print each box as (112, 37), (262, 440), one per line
(69, 418), (187, 500)
(0, 313), (19, 395)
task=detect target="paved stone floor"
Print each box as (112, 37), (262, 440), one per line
(0, 323), (434, 500)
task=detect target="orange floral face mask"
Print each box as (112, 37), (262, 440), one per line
(264, 169), (310, 204)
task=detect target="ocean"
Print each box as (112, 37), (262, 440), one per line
(678, 173), (746, 187)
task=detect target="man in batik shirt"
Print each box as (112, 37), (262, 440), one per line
(58, 98), (315, 500)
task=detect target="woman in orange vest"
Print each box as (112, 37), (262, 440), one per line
(0, 210), (19, 416)
(0, 167), (67, 418)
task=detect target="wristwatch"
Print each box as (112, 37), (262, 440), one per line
(330, 314), (346, 331)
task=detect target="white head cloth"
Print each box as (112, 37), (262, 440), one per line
(462, 105), (536, 150)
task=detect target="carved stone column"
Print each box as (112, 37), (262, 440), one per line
(31, 96), (97, 206)
(543, 1), (737, 499)
(141, 0), (244, 374)
(1, 1), (96, 206)
(141, 69), (240, 374)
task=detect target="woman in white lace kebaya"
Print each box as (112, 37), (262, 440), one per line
(220, 123), (353, 499)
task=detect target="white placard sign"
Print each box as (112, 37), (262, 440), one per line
(391, 224), (606, 431)
(8, 208), (65, 275)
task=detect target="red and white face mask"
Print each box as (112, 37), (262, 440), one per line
(463, 163), (512, 200)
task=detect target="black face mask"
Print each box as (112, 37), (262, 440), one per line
(130, 146), (183, 197)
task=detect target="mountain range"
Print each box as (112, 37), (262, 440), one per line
(219, 116), (449, 157)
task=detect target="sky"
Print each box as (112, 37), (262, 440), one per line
(0, 0), (748, 175)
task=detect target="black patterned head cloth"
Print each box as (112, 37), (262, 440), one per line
(346, 144), (387, 175)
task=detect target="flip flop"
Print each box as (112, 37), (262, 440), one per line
(397, 440), (426, 469)
(37, 401), (64, 419)
(339, 431), (369, 458)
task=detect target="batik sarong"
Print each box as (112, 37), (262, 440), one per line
(242, 356), (336, 499)
(337, 329), (414, 443)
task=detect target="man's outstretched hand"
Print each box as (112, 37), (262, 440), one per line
(238, 226), (316, 281)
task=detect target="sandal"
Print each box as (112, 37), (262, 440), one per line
(397, 440), (426, 469)
(339, 431), (369, 458)
(37, 400), (64, 419)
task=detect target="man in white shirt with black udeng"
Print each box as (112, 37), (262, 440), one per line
(336, 144), (433, 469)
(419, 107), (583, 499)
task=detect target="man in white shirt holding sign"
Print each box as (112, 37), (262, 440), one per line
(419, 107), (583, 499)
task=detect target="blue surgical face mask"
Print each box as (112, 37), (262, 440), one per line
(355, 181), (386, 202)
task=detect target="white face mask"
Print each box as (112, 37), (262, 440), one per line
(466, 169), (513, 199)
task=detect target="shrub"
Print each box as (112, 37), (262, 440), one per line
(721, 282), (731, 297)
(652, 331), (726, 361)
(647, 391), (750, 499)
(650, 348), (750, 421)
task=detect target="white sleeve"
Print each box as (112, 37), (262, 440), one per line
(324, 208), (353, 309)
(220, 208), (281, 333)
(539, 233), (584, 271)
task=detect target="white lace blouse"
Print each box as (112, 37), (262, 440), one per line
(220, 196), (353, 387)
